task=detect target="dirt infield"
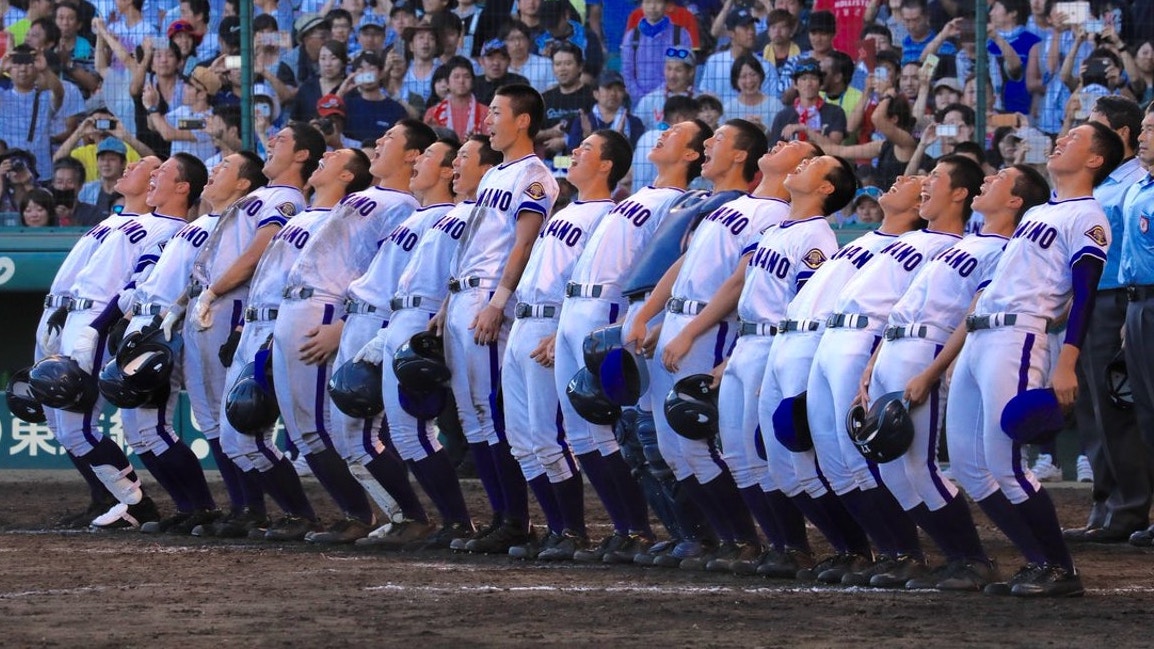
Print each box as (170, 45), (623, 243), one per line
(2, 471), (1154, 648)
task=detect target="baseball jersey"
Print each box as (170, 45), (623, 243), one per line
(393, 201), (472, 305)
(671, 195), (789, 302)
(289, 186), (420, 303)
(131, 214), (219, 308)
(1119, 173), (1154, 286)
(48, 213), (133, 296)
(68, 212), (189, 310)
(247, 208), (332, 310)
(889, 232), (1007, 332)
(569, 185), (686, 289)
(516, 199), (615, 306)
(977, 197), (1110, 319)
(454, 154), (559, 282)
(834, 229), (962, 319)
(737, 215), (839, 324)
(346, 201), (455, 309)
(785, 230), (898, 321)
(190, 185), (304, 292)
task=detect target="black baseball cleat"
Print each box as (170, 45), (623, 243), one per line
(573, 532), (629, 563)
(1010, 564), (1085, 597)
(197, 507), (269, 538)
(707, 542), (762, 574)
(57, 497), (119, 529)
(464, 521), (531, 554)
(841, 555), (896, 587)
(416, 521), (477, 551)
(756, 547), (813, 579)
(451, 514), (499, 551)
(262, 515), (323, 542)
(815, 553), (873, 584)
(537, 529), (590, 561)
(308, 517), (378, 545)
(604, 532), (654, 564)
(984, 563), (1045, 596)
(869, 554), (929, 588)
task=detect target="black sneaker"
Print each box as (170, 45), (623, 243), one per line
(537, 529), (589, 561)
(573, 532), (628, 563)
(604, 533), (653, 564)
(905, 560), (962, 590)
(757, 547), (814, 579)
(1010, 564), (1085, 597)
(464, 522), (531, 554)
(634, 539), (678, 566)
(354, 519), (437, 549)
(933, 559), (998, 592)
(451, 514), (499, 551)
(707, 542), (762, 574)
(91, 497), (161, 531)
(202, 508), (269, 539)
(508, 527), (548, 560)
(419, 521), (477, 551)
(841, 555), (896, 587)
(679, 540), (722, 572)
(308, 517), (377, 544)
(984, 563), (1045, 596)
(140, 511), (193, 534)
(263, 515), (322, 542)
(869, 554), (929, 588)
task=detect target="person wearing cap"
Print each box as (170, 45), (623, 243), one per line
(474, 38), (531, 105)
(567, 70), (646, 151)
(633, 45), (698, 131)
(622, 0), (694, 105)
(768, 57), (847, 145)
(503, 20), (556, 93)
(701, 7), (767, 106)
(293, 39), (350, 122)
(802, 9), (835, 60)
(932, 76), (963, 113)
(313, 93), (362, 150)
(79, 137), (128, 215)
(340, 50), (409, 142)
(423, 55), (489, 140)
(355, 21), (386, 56)
(400, 18), (442, 108)
(281, 13), (332, 88)
(836, 185), (883, 226)
(168, 19), (205, 76)
(143, 65), (219, 160)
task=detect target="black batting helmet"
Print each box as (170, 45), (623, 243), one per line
(599, 346), (650, 407)
(398, 384), (450, 420)
(6, 367), (46, 424)
(328, 359), (385, 418)
(98, 358), (155, 409)
(393, 331), (451, 392)
(566, 366), (621, 425)
(663, 374), (719, 441)
(847, 392), (914, 463)
(583, 324), (624, 374)
(28, 355), (98, 413)
(225, 362), (280, 436)
(116, 327), (181, 390)
(1106, 350), (1132, 411)
(772, 392), (812, 452)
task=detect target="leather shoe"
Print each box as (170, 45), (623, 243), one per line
(1081, 526), (1135, 544)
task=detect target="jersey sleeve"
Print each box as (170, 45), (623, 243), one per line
(975, 242), (1006, 292)
(793, 226), (838, 291)
(255, 188), (303, 229)
(514, 164), (560, 220)
(1067, 204), (1110, 268)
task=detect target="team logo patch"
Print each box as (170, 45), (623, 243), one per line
(802, 248), (827, 269)
(524, 182), (546, 201)
(1084, 225), (1107, 247)
(1141, 215), (1149, 234)
(276, 202), (298, 217)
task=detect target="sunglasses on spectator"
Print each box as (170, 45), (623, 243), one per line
(665, 48), (691, 59)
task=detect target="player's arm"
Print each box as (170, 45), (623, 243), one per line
(625, 256), (685, 354)
(660, 252), (750, 372)
(208, 224), (281, 296)
(471, 209), (544, 345)
(1053, 255), (1105, 407)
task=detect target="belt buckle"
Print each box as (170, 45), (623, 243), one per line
(668, 297), (684, 314)
(515, 303), (529, 318)
(884, 326), (898, 341)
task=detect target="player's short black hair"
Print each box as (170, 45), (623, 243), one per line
(952, 140), (987, 164)
(1008, 164), (1050, 223)
(686, 119), (713, 182)
(436, 137), (462, 167)
(730, 54), (765, 92)
(468, 133), (503, 168)
(824, 155), (860, 216)
(723, 118), (769, 183)
(494, 84), (546, 139)
(172, 152), (209, 206)
(591, 128), (633, 192)
(1092, 95), (1143, 152)
(937, 153), (984, 221)
(398, 118), (438, 154)
(663, 95), (701, 124)
(1084, 120), (1125, 187)
(343, 148), (373, 194)
(287, 121), (328, 184)
(236, 150), (270, 193)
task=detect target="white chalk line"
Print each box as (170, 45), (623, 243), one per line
(0, 586), (104, 599)
(366, 582), (1154, 596)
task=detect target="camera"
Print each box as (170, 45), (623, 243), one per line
(178, 118), (206, 130)
(225, 55), (242, 70)
(10, 52), (34, 65)
(94, 118), (116, 131)
(936, 123), (959, 137)
(9, 158), (27, 173)
(354, 71), (378, 85)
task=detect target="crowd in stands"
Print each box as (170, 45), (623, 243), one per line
(0, 0), (1151, 227)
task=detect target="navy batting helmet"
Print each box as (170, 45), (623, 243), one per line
(1000, 387), (1064, 444)
(772, 392), (812, 452)
(28, 355), (98, 413)
(328, 359), (385, 418)
(116, 328), (181, 390)
(98, 358), (155, 409)
(398, 384), (450, 419)
(847, 392), (914, 463)
(6, 367), (46, 424)
(583, 324), (624, 374)
(393, 331), (450, 392)
(1106, 351), (1132, 411)
(566, 367), (621, 425)
(225, 362), (280, 436)
(663, 374), (719, 441)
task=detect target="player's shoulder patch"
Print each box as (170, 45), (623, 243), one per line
(525, 181), (547, 201)
(802, 248), (827, 270)
(277, 201), (299, 217)
(1084, 224), (1107, 247)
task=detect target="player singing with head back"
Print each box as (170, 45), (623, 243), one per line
(555, 118), (706, 564)
(712, 146), (855, 576)
(948, 123), (1123, 597)
(430, 83), (559, 554)
(272, 120), (433, 545)
(180, 128), (314, 538)
(352, 136), (488, 551)
(497, 129), (632, 560)
(624, 119), (780, 571)
(858, 164), (1050, 590)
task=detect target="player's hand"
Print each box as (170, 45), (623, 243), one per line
(428, 306), (447, 337)
(623, 319), (649, 356)
(1052, 358), (1079, 409)
(903, 370), (935, 407)
(299, 322), (342, 365)
(40, 306), (68, 354)
(641, 322), (662, 358)
(708, 359), (727, 389)
(469, 304), (504, 346)
(661, 331), (693, 373)
(853, 371), (871, 410)
(107, 317), (130, 356)
(353, 332), (386, 365)
(71, 326), (100, 372)
(160, 306), (184, 341)
(218, 328), (241, 368)
(191, 288), (217, 330)
(530, 333), (556, 368)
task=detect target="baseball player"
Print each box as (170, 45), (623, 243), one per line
(948, 123), (1123, 597)
(354, 135), (495, 550)
(712, 147), (856, 575)
(432, 84), (559, 554)
(624, 119), (779, 571)
(60, 154), (208, 530)
(180, 137), (313, 538)
(555, 119), (707, 564)
(497, 129), (633, 559)
(860, 164), (1051, 590)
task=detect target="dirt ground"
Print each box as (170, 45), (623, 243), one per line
(2, 470), (1153, 648)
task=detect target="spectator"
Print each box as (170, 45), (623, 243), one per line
(931, 76), (963, 112)
(167, 19), (204, 76)
(400, 19), (442, 109)
(179, 0), (217, 57)
(253, 0), (295, 39)
(251, 14), (298, 114)
(142, 65), (218, 160)
(385, 2), (418, 50)
(53, 2), (99, 96)
(19, 187), (56, 227)
(25, 18), (87, 147)
(50, 158), (102, 226)
(0, 0), (27, 35)
(56, 107), (150, 180)
(987, 0), (1042, 115)
(312, 94), (361, 150)
(821, 50), (863, 118)
(626, 0), (702, 50)
(804, 9), (836, 59)
(846, 49), (901, 139)
(536, 0), (604, 76)
(701, 7), (762, 106)
(697, 93), (724, 129)
(105, 0), (161, 56)
(282, 13), (332, 88)
(430, 11), (466, 63)
(7, 0), (54, 46)
(1033, 4), (1091, 134)
(1130, 40), (1154, 108)
(539, 42), (595, 158)
(130, 38), (187, 158)
(773, 0), (811, 51)
(341, 50), (410, 141)
(79, 137), (128, 215)
(509, 0), (548, 47)
(817, 93), (917, 189)
(633, 46), (698, 130)
(767, 57), (847, 144)
(0, 44), (63, 171)
(566, 70), (646, 150)
(0, 149), (41, 214)
(294, 40), (350, 121)
(454, 0), (484, 57)
(504, 20), (555, 92)
(356, 22), (387, 57)
(899, 0), (955, 65)
(473, 39), (530, 105)
(380, 44), (425, 113)
(987, 124), (1020, 169)
(721, 54), (783, 132)
(763, 8), (802, 94)
(423, 55), (489, 139)
(863, 0), (910, 46)
(630, 94), (700, 192)
(905, 101), (975, 173)
(621, 0), (691, 105)
(326, 8), (356, 50)
(899, 59), (922, 98)
(202, 103), (243, 168)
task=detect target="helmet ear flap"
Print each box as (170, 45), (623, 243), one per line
(566, 367), (621, 425)
(663, 374), (719, 441)
(328, 360), (385, 418)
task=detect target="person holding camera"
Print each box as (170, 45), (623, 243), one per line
(0, 150), (41, 217)
(340, 50), (409, 142)
(54, 108), (151, 181)
(0, 44), (64, 174)
(50, 158), (102, 226)
(143, 65), (218, 161)
(311, 94), (360, 150)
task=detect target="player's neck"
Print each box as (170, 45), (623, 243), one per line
(709, 170), (748, 193)
(752, 175), (788, 200)
(653, 166), (689, 190)
(501, 137), (535, 162)
(981, 210), (1017, 237)
(787, 197), (823, 220)
(927, 210), (965, 235)
(271, 169), (307, 191)
(152, 200), (189, 219)
(574, 181), (611, 202)
(1052, 173), (1095, 201)
(122, 196), (150, 215)
(311, 186), (345, 208)
(376, 168), (413, 192)
(419, 184), (454, 205)
(210, 191), (247, 213)
(878, 209), (919, 234)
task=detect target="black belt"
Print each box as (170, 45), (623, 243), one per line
(739, 321), (777, 337)
(132, 303), (164, 316)
(827, 313), (869, 329)
(244, 307), (278, 322)
(1127, 285), (1154, 302)
(565, 282), (604, 299)
(282, 286), (315, 300)
(448, 276), (481, 293)
(514, 303), (557, 319)
(345, 299), (377, 315)
(44, 295), (71, 308)
(68, 298), (94, 311)
(666, 297), (707, 316)
(390, 296), (425, 311)
(779, 319), (822, 333)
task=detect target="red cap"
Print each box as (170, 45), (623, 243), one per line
(167, 19), (203, 46)
(316, 94), (346, 118)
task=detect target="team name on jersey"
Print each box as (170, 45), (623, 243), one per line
(275, 223), (311, 250)
(702, 206), (750, 236)
(116, 219), (150, 244)
(242, 198), (265, 216)
(830, 242), (875, 269)
(607, 198), (652, 227)
(540, 217), (583, 247)
(385, 224), (420, 251)
(1011, 220), (1058, 249)
(88, 222), (117, 243)
(877, 240), (925, 272)
(749, 245), (790, 279)
(933, 245), (979, 277)
(476, 187), (514, 211)
(173, 223), (210, 248)
(338, 193), (380, 215)
(432, 213), (467, 239)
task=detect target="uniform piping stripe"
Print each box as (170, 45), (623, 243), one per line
(313, 303), (337, 450)
(1012, 333), (1038, 497)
